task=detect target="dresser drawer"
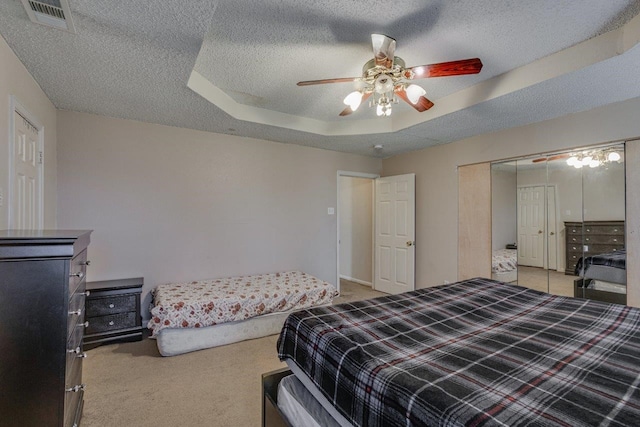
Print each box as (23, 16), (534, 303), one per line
(64, 358), (84, 427)
(583, 234), (623, 245)
(566, 225), (583, 235)
(67, 282), (87, 338)
(584, 244), (625, 255)
(87, 294), (137, 316)
(66, 322), (86, 384)
(584, 224), (624, 235)
(86, 312), (137, 334)
(69, 249), (88, 295)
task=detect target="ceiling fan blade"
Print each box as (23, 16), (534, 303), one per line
(395, 88), (434, 112)
(406, 58), (483, 79)
(371, 34), (396, 68)
(297, 77), (359, 86)
(339, 93), (371, 116)
(532, 154), (570, 163)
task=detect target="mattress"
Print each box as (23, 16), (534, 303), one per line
(148, 271), (336, 336)
(277, 373), (346, 427)
(491, 248), (517, 273)
(587, 279), (627, 294)
(491, 268), (517, 283)
(584, 264), (627, 284)
(155, 308), (291, 357)
(278, 277), (640, 427)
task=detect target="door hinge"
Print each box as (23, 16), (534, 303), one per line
(38, 151), (43, 165)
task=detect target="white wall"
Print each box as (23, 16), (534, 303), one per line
(491, 167), (517, 251)
(339, 176), (373, 285)
(56, 111), (381, 319)
(383, 95), (640, 289)
(0, 34), (57, 228)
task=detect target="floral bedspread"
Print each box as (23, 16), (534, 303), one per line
(492, 249), (517, 273)
(148, 271), (336, 336)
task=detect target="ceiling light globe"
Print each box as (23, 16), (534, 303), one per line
(581, 156), (593, 166)
(566, 156), (578, 166)
(589, 159), (600, 168)
(608, 152), (621, 162)
(574, 162), (583, 169)
(376, 104), (384, 116)
(405, 84), (426, 104)
(343, 91), (363, 111)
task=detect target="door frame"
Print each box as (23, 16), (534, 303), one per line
(336, 171), (379, 293)
(8, 96), (44, 229)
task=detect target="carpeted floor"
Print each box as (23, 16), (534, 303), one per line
(81, 279), (385, 427)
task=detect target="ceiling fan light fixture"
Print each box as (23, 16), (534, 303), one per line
(405, 84), (426, 104)
(343, 91), (364, 111)
(566, 156), (578, 166)
(608, 151), (621, 162)
(589, 159), (601, 168)
(581, 156), (593, 166)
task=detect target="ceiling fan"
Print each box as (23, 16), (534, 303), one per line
(297, 34), (483, 117)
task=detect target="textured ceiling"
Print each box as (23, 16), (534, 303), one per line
(1, 0), (640, 157)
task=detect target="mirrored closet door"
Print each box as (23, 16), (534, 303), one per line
(491, 143), (626, 304)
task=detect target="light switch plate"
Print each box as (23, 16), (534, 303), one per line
(327, 207), (335, 215)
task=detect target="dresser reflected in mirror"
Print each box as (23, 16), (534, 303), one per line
(491, 142), (626, 304)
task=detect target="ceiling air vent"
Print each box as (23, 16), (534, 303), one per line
(21, 0), (76, 33)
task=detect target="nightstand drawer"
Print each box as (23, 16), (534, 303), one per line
(86, 312), (137, 334)
(86, 294), (137, 316)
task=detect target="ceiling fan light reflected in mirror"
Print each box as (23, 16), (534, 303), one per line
(566, 156), (579, 166)
(608, 151), (621, 162)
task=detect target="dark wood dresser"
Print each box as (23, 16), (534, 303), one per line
(0, 230), (92, 427)
(84, 277), (143, 349)
(564, 221), (625, 275)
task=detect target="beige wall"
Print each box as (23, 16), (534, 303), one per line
(383, 95), (640, 291)
(56, 111), (381, 318)
(0, 34), (57, 228)
(339, 176), (373, 285)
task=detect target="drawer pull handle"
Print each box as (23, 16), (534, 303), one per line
(68, 309), (82, 316)
(572, 238), (576, 241)
(77, 321), (89, 328)
(81, 290), (91, 297)
(81, 260), (91, 266)
(108, 321), (115, 326)
(614, 229), (618, 232)
(613, 238), (618, 242)
(78, 352), (88, 359)
(66, 384), (86, 393)
(68, 346), (82, 354)
(109, 303), (115, 309)
(70, 272), (84, 279)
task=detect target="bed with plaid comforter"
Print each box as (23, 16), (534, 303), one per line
(575, 249), (626, 275)
(277, 277), (640, 427)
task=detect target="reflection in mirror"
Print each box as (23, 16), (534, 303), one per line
(491, 142), (627, 303)
(491, 162), (518, 284)
(514, 156), (557, 294)
(575, 144), (626, 304)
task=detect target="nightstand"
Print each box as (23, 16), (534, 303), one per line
(84, 277), (144, 349)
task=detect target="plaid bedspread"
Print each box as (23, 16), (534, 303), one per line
(575, 249), (626, 275)
(277, 278), (640, 427)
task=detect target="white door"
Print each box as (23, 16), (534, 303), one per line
(11, 111), (42, 230)
(374, 174), (415, 294)
(547, 186), (557, 270)
(517, 186), (544, 267)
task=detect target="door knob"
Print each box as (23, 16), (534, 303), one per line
(538, 230), (543, 234)
(406, 241), (415, 247)
(549, 231), (555, 236)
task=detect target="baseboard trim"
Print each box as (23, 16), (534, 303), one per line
(340, 275), (372, 287)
